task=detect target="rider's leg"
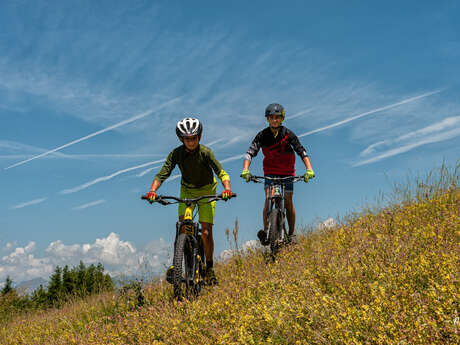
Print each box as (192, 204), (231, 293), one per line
(263, 187), (270, 230)
(200, 222), (214, 265)
(201, 221), (218, 284)
(196, 195), (218, 284)
(284, 192), (295, 235)
(257, 188), (271, 245)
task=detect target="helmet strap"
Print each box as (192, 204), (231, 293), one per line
(269, 126), (281, 138)
(267, 118), (283, 137)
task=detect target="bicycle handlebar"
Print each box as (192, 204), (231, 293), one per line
(141, 193), (237, 205)
(249, 175), (304, 184)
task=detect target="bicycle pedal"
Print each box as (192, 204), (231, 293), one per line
(166, 266), (174, 284)
(257, 230), (269, 246)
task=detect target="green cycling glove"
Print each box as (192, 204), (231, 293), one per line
(240, 169), (251, 182)
(304, 169), (315, 183)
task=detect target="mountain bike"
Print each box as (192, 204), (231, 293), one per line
(249, 175), (304, 258)
(141, 193), (236, 300)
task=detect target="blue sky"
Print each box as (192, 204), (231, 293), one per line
(1, 0), (459, 284)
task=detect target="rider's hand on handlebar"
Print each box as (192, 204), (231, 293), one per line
(304, 169), (315, 183)
(146, 190), (157, 202)
(240, 169), (251, 182)
(221, 189), (233, 200)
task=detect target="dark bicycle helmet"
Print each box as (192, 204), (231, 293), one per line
(265, 103), (285, 120)
(176, 117), (203, 140)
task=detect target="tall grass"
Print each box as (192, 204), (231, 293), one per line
(1, 164), (459, 344)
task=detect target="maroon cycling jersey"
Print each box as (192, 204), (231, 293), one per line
(245, 126), (308, 176)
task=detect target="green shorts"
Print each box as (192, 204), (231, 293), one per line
(178, 178), (217, 224)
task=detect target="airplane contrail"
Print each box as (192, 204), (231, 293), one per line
(220, 154), (245, 163)
(60, 159), (166, 194)
(11, 198), (47, 209)
(63, 152), (246, 194)
(353, 116), (460, 166)
(72, 199), (106, 210)
(5, 96), (181, 170)
(298, 90), (441, 138)
(137, 164), (163, 177)
(353, 127), (460, 166)
(288, 108), (314, 120)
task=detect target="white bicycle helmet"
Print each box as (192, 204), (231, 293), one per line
(176, 117), (203, 140)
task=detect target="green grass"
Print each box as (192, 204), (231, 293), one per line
(1, 164), (459, 344)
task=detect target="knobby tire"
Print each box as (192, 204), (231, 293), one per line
(173, 233), (194, 300)
(268, 208), (282, 257)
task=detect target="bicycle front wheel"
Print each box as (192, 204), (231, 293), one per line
(172, 233), (194, 300)
(268, 208), (282, 257)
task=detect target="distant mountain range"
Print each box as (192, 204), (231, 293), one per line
(16, 277), (48, 295)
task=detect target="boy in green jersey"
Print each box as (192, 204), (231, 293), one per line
(146, 117), (232, 285)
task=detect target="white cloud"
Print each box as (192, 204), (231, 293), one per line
(1, 242), (53, 283)
(318, 218), (337, 230)
(219, 240), (262, 261)
(2, 242), (15, 252)
(46, 233), (136, 266)
(0, 233), (172, 283)
(219, 249), (235, 261)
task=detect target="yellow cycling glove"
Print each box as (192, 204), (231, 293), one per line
(304, 169), (315, 183)
(240, 169), (251, 182)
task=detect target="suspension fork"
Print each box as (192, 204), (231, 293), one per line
(270, 184), (288, 239)
(189, 234), (199, 280)
(279, 184), (288, 239)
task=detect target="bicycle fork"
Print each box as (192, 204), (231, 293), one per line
(266, 190), (288, 243)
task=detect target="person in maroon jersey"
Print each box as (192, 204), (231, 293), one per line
(240, 103), (315, 245)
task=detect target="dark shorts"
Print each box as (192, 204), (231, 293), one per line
(264, 174), (294, 193)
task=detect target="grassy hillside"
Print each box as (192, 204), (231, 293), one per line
(2, 171), (459, 344)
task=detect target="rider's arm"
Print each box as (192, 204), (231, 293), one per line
(243, 159), (251, 171)
(244, 131), (263, 163)
(152, 149), (178, 187)
(287, 129), (308, 159)
(287, 129), (314, 174)
(205, 148), (230, 186)
(242, 131), (263, 173)
(303, 156), (313, 170)
(149, 179), (161, 193)
(222, 178), (231, 190)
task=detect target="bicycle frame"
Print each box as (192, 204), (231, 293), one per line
(175, 201), (203, 286)
(141, 193), (236, 299)
(267, 181), (288, 241)
(251, 175), (303, 248)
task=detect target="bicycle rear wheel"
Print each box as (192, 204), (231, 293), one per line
(172, 233), (194, 300)
(268, 208), (282, 257)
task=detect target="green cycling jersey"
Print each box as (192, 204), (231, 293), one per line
(154, 144), (229, 188)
